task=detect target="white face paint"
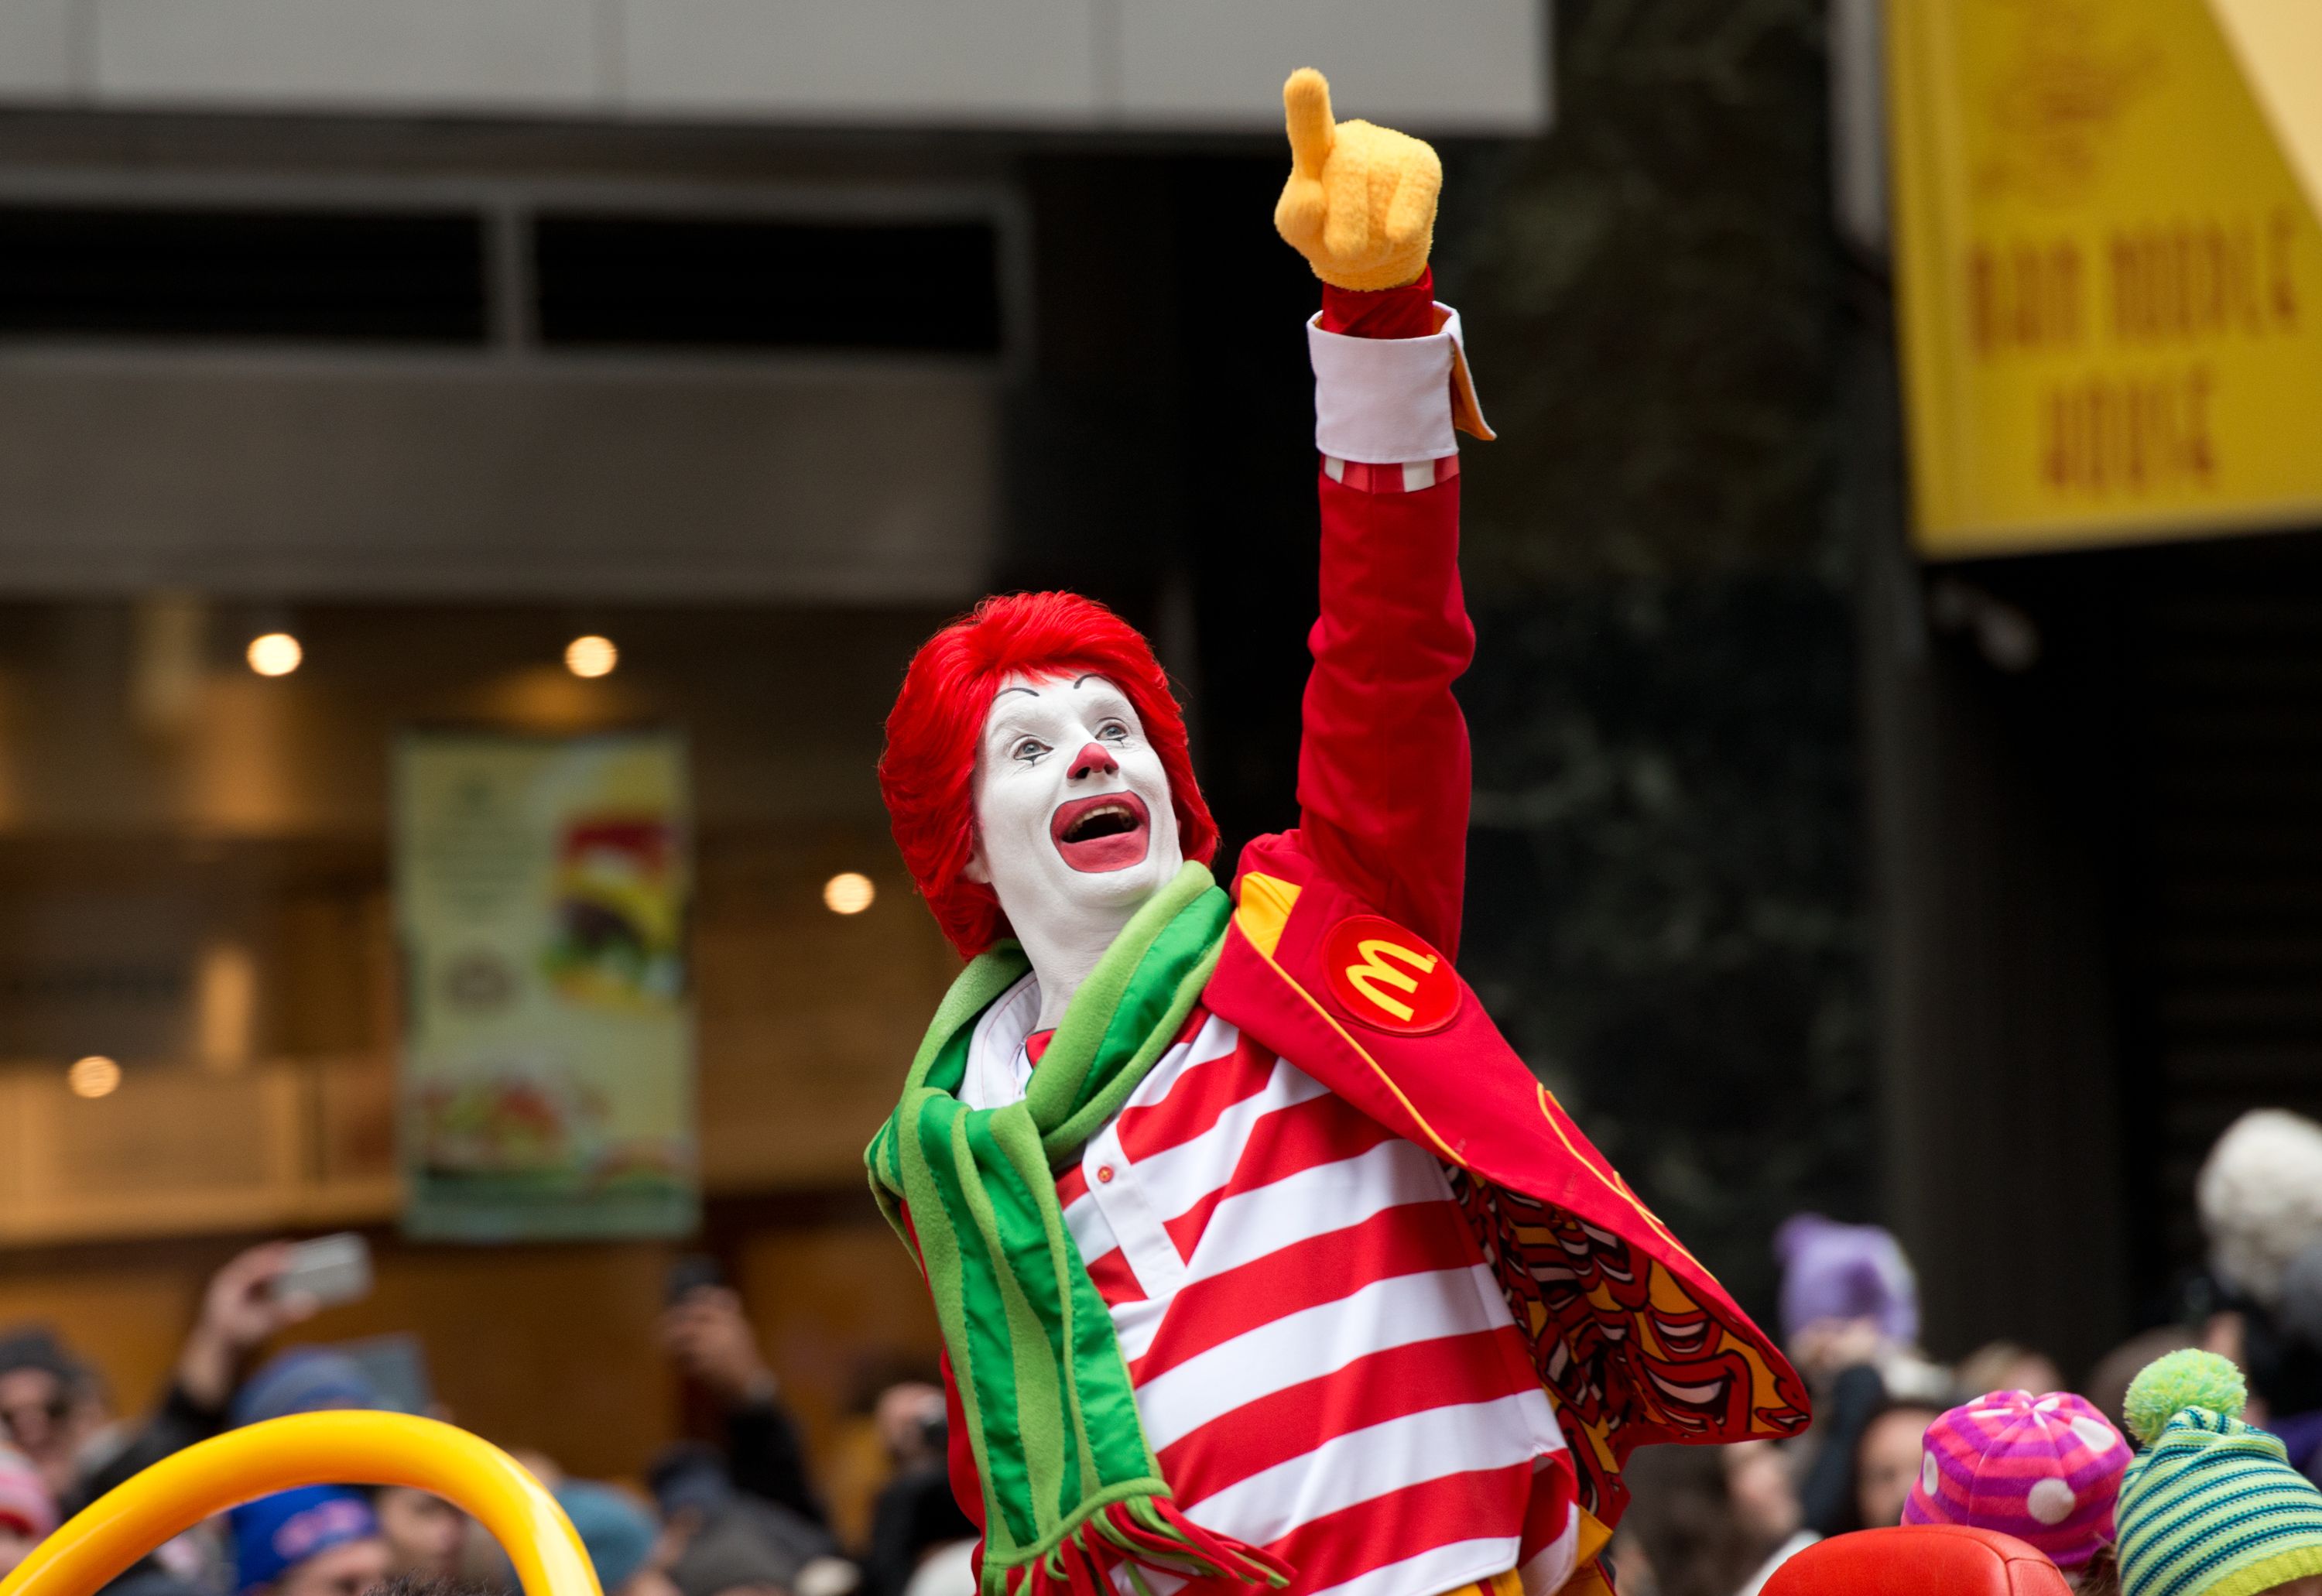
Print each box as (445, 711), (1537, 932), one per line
(968, 671), (1183, 1026)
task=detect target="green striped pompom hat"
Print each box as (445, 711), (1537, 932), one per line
(2116, 1350), (2322, 1596)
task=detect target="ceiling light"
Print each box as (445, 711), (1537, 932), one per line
(67, 1055), (121, 1098)
(823, 872), (876, 915)
(565, 635), (618, 679)
(246, 632), (303, 676)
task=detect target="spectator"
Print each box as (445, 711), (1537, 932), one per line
(2115, 1350), (2322, 1596)
(0, 1440), (59, 1578)
(669, 1504), (805, 1596)
(1903, 1389), (2132, 1594)
(555, 1480), (676, 1596)
(1778, 1215), (1953, 1537)
(649, 1447), (846, 1596)
(658, 1287), (824, 1529)
(1793, 1332), (1890, 1536)
(1724, 1441), (1817, 1596)
(2191, 1111), (2322, 1467)
(858, 1383), (973, 1596)
(230, 1351), (380, 1429)
(78, 1244), (324, 1512)
(1958, 1342), (2067, 1403)
(0, 1327), (110, 1501)
(1778, 1216), (1919, 1359)
(2085, 1330), (2198, 1434)
(1615, 1444), (1755, 1596)
(374, 1489), (466, 1584)
(1776, 1215), (1949, 1403)
(2197, 1111), (2322, 1317)
(224, 1344), (468, 1591)
(1849, 1399), (1948, 1533)
(231, 1488), (390, 1596)
(2258, 1244), (2322, 1486)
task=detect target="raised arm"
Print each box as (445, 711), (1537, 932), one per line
(1275, 70), (1489, 959)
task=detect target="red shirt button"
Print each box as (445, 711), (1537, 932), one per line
(1096, 1166), (1115, 1184)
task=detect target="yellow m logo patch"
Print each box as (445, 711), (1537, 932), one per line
(1321, 913), (1461, 1034)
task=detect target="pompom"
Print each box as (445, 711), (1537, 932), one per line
(2124, 1349), (2247, 1445)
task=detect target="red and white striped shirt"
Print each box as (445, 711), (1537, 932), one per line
(959, 978), (1579, 1596)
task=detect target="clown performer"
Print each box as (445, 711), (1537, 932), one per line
(867, 68), (1810, 1596)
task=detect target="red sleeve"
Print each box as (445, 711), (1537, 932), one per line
(1295, 270), (1474, 959)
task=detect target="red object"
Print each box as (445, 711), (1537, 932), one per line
(1194, 294), (1809, 1518)
(1761, 1527), (2074, 1596)
(560, 816), (670, 868)
(1325, 454), (1460, 492)
(905, 284), (1807, 1569)
(1320, 913), (1462, 1033)
(880, 593), (1220, 957)
(1320, 269), (1437, 338)
(1287, 436), (1476, 961)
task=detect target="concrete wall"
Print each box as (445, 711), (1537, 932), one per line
(0, 0), (1549, 132)
(0, 358), (998, 602)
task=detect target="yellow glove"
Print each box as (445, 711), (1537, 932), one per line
(1272, 67), (1442, 292)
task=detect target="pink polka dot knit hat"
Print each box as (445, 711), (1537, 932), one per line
(1903, 1389), (2134, 1567)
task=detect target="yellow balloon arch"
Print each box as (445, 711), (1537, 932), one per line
(0, 1413), (601, 1596)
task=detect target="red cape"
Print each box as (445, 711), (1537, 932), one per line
(1205, 833), (1810, 1525)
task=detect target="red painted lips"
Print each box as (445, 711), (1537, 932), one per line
(1049, 792), (1152, 873)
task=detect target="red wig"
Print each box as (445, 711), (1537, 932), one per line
(880, 591), (1218, 959)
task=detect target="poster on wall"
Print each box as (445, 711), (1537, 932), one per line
(394, 730), (697, 1241)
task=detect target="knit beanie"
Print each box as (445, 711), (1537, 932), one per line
(553, 1481), (658, 1594)
(2199, 1111), (2322, 1310)
(0, 1442), (57, 1539)
(230, 1487), (379, 1594)
(0, 1327), (88, 1389)
(1773, 1213), (1920, 1346)
(228, 1349), (381, 1428)
(1906, 1389), (2132, 1568)
(2116, 1350), (2322, 1596)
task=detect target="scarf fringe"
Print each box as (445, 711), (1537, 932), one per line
(1003, 1497), (1293, 1596)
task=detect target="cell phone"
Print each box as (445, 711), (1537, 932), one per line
(271, 1233), (373, 1309)
(665, 1253), (724, 1306)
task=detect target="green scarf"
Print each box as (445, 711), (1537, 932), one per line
(866, 863), (1289, 1596)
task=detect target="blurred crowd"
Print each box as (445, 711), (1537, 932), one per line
(14, 1107), (2322, 1596)
(0, 1257), (973, 1596)
(1612, 1107), (2322, 1596)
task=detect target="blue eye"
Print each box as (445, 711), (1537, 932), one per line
(1014, 738), (1050, 762)
(1097, 722), (1128, 742)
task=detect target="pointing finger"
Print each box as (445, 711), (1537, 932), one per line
(1284, 67), (1335, 179)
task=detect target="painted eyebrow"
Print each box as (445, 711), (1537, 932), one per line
(993, 685), (1040, 701)
(1071, 674), (1111, 690)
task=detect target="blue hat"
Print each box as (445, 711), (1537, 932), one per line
(555, 1481), (659, 1594)
(231, 1487), (379, 1594)
(230, 1350), (381, 1428)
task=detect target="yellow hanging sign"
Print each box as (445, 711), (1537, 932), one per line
(1889, 0), (2322, 557)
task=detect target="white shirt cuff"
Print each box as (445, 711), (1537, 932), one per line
(1307, 304), (1475, 464)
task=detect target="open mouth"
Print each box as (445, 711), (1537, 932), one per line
(1049, 792), (1152, 873)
